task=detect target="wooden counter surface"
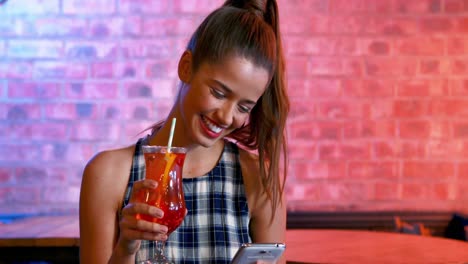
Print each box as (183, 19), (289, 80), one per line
(1, 215), (468, 263)
(0, 215), (79, 247)
(286, 229), (468, 264)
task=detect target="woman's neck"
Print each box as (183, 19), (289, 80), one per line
(182, 139), (225, 178)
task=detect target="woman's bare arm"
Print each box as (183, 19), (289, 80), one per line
(240, 149), (287, 264)
(79, 148), (135, 264)
(79, 146), (169, 264)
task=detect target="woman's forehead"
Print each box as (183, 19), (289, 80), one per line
(200, 57), (270, 99)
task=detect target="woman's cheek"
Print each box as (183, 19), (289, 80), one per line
(233, 115), (249, 129)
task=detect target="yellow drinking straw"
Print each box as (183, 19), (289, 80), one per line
(167, 117), (176, 152)
(157, 118), (177, 207)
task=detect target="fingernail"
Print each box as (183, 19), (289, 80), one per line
(161, 226), (168, 233)
(157, 210), (164, 218)
(150, 208), (163, 218)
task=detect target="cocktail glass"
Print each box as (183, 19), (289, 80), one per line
(136, 145), (187, 264)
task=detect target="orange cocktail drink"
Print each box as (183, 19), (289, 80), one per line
(136, 146), (186, 234)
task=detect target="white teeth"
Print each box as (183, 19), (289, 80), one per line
(202, 116), (222, 133)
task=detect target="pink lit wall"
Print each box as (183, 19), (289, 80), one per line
(0, 0), (467, 216)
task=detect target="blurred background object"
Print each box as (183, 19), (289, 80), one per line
(393, 216), (432, 236)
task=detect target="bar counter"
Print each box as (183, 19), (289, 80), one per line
(1, 215), (468, 263)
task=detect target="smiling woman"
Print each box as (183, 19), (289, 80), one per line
(79, 0), (290, 264)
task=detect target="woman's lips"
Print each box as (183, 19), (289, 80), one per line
(200, 115), (223, 139)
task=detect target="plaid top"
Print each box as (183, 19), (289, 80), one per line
(123, 136), (252, 264)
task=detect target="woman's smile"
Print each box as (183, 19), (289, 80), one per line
(200, 115), (224, 138)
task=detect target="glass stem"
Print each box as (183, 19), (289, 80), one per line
(147, 240), (170, 263)
(155, 240), (166, 257)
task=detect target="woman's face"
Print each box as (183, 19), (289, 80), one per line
(178, 54), (269, 148)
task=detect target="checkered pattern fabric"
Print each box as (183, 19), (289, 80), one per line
(123, 136), (252, 264)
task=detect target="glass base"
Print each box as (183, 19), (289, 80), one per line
(138, 258), (173, 264)
(138, 240), (173, 264)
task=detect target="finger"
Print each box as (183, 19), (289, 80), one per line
(120, 205), (168, 234)
(122, 203), (164, 219)
(120, 227), (168, 241)
(128, 180), (158, 203)
(134, 179), (158, 190)
(135, 219), (169, 234)
(121, 216), (168, 234)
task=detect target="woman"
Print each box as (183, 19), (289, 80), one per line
(79, 0), (289, 263)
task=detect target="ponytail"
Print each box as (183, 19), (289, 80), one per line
(221, 0), (289, 217)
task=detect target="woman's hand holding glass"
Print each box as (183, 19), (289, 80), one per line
(116, 118), (186, 264)
(135, 145), (187, 264)
(116, 179), (169, 256)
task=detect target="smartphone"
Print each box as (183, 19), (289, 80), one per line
(231, 243), (286, 264)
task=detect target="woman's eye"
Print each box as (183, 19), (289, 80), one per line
(211, 88), (225, 99)
(238, 105), (251, 113)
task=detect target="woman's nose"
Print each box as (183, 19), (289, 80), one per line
(215, 102), (235, 127)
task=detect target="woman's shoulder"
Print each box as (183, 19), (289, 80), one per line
(85, 145), (135, 174)
(237, 146), (260, 174)
(82, 144), (136, 195)
(80, 144), (138, 215)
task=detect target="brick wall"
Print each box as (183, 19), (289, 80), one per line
(0, 0), (467, 215)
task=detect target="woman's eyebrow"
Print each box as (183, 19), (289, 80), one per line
(212, 79), (257, 105)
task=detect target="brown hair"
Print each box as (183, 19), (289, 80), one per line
(186, 0), (289, 214)
(152, 0), (289, 214)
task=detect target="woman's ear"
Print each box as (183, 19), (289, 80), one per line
(178, 50), (193, 83)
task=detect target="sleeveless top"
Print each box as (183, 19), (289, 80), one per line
(122, 136), (252, 264)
